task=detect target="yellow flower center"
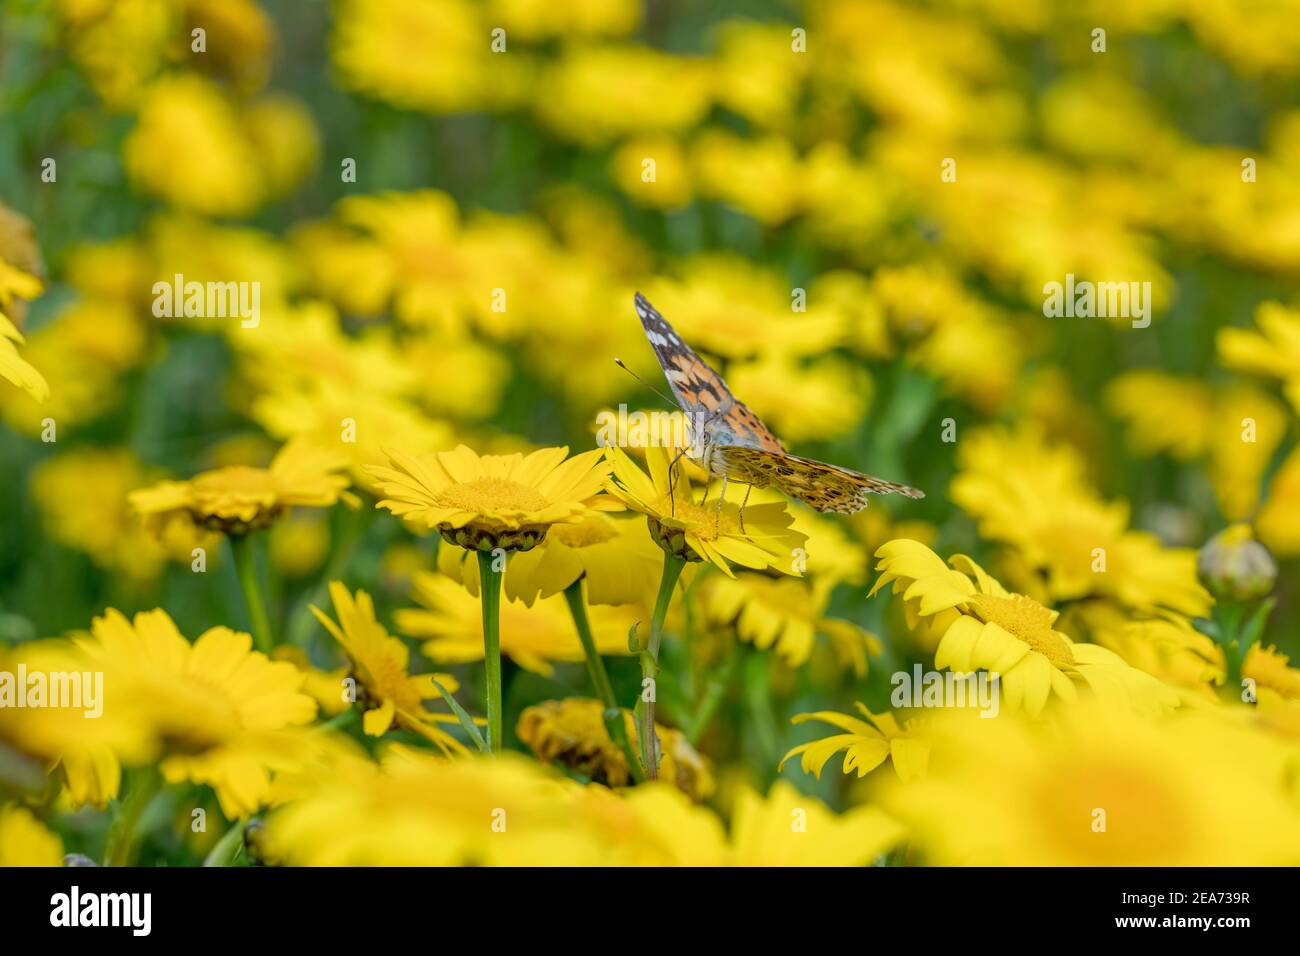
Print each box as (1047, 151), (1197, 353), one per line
(550, 515), (618, 549)
(435, 477), (550, 514)
(654, 496), (733, 542)
(362, 654), (423, 713)
(969, 593), (1074, 668)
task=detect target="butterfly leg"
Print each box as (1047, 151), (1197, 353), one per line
(738, 482), (752, 533)
(667, 447), (688, 516)
(714, 475), (728, 533)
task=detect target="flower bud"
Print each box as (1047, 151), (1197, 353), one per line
(1197, 524), (1277, 602)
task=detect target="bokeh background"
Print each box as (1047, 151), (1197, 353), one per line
(2, 0), (1300, 866)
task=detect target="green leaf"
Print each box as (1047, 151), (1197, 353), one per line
(430, 676), (488, 753)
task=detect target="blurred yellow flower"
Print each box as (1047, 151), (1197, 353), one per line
(77, 608), (318, 818)
(872, 539), (1181, 716)
(368, 444), (616, 552)
(699, 573), (879, 674)
(534, 44), (711, 146)
(252, 380), (455, 491)
(725, 354), (870, 443)
(240, 93), (319, 194)
(881, 704), (1300, 865)
(0, 640), (155, 808)
(517, 698), (712, 799)
(643, 257), (846, 359)
(1107, 371), (1287, 521)
(1, 299), (144, 435)
(0, 806), (62, 867)
(310, 581), (470, 754)
(711, 19), (810, 131)
(1257, 446), (1300, 557)
(32, 447), (215, 584)
(263, 749), (599, 866)
(727, 780), (905, 866)
(332, 0), (528, 113)
(131, 437), (351, 535)
(1076, 605), (1224, 698)
(397, 571), (636, 676)
(692, 131), (804, 226)
(951, 425), (1212, 617)
(123, 74), (266, 216)
(271, 647), (350, 718)
(605, 445), (806, 577)
(781, 704), (930, 782)
(487, 0), (640, 40)
(1218, 300), (1300, 413)
(611, 135), (693, 210)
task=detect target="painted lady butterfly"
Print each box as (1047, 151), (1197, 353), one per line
(634, 292), (924, 514)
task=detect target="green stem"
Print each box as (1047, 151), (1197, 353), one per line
(640, 554), (686, 780)
(684, 643), (741, 745)
(103, 768), (161, 867)
(477, 551), (504, 753)
(315, 707), (359, 734)
(230, 534), (273, 654)
(743, 647), (781, 772)
(202, 820), (246, 867)
(563, 578), (644, 783)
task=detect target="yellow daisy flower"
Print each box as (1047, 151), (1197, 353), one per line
(516, 698), (713, 799)
(780, 704), (930, 782)
(130, 436), (352, 536)
(881, 704), (1300, 866)
(396, 572), (636, 676)
(604, 445), (806, 576)
(950, 425), (1211, 618)
(271, 646), (350, 717)
(0, 640), (155, 809)
(262, 748), (603, 866)
(438, 512), (664, 607)
(0, 210), (48, 402)
(872, 539), (1182, 716)
(32, 447), (216, 585)
(727, 780), (907, 867)
(1217, 300), (1300, 414)
(698, 572), (879, 674)
(1245, 644), (1300, 700)
(310, 581), (471, 755)
(367, 444), (617, 553)
(0, 806), (62, 867)
(0, 313), (48, 403)
(76, 608), (319, 818)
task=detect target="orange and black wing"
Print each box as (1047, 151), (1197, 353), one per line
(634, 292), (783, 453)
(716, 445), (924, 514)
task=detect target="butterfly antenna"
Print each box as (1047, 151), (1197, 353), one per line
(613, 357), (678, 408)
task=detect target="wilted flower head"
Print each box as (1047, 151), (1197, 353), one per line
(517, 697), (712, 799)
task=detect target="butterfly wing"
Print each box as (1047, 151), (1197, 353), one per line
(716, 445), (925, 514)
(634, 292), (784, 453)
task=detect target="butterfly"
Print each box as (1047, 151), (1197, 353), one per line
(633, 292), (924, 515)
